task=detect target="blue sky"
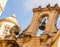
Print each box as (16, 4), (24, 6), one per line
(0, 0), (60, 36)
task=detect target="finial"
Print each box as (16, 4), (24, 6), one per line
(12, 14), (16, 18)
(54, 4), (58, 8)
(39, 6), (41, 8)
(46, 4), (50, 7)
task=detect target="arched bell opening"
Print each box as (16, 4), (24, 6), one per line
(37, 14), (49, 36)
(39, 14), (49, 31)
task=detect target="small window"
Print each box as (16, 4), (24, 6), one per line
(3, 25), (10, 35)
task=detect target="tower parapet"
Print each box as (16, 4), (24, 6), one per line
(33, 4), (60, 13)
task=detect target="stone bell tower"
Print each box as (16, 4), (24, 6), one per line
(21, 4), (59, 37)
(17, 4), (60, 47)
(33, 4), (59, 33)
(33, 4), (60, 47)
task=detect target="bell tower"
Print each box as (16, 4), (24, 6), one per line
(33, 4), (60, 47)
(17, 4), (60, 47)
(33, 4), (59, 33)
(20, 4), (60, 37)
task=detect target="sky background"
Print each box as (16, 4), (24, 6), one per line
(0, 0), (60, 36)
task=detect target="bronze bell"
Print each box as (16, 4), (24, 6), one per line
(39, 19), (46, 30)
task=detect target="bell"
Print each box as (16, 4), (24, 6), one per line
(39, 19), (46, 30)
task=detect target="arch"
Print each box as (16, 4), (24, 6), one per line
(40, 14), (49, 23)
(40, 13), (49, 19)
(38, 12), (49, 24)
(38, 12), (49, 29)
(37, 13), (49, 36)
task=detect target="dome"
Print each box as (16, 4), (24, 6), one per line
(0, 14), (21, 32)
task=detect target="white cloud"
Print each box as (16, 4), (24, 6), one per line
(23, 0), (60, 11)
(23, 0), (40, 11)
